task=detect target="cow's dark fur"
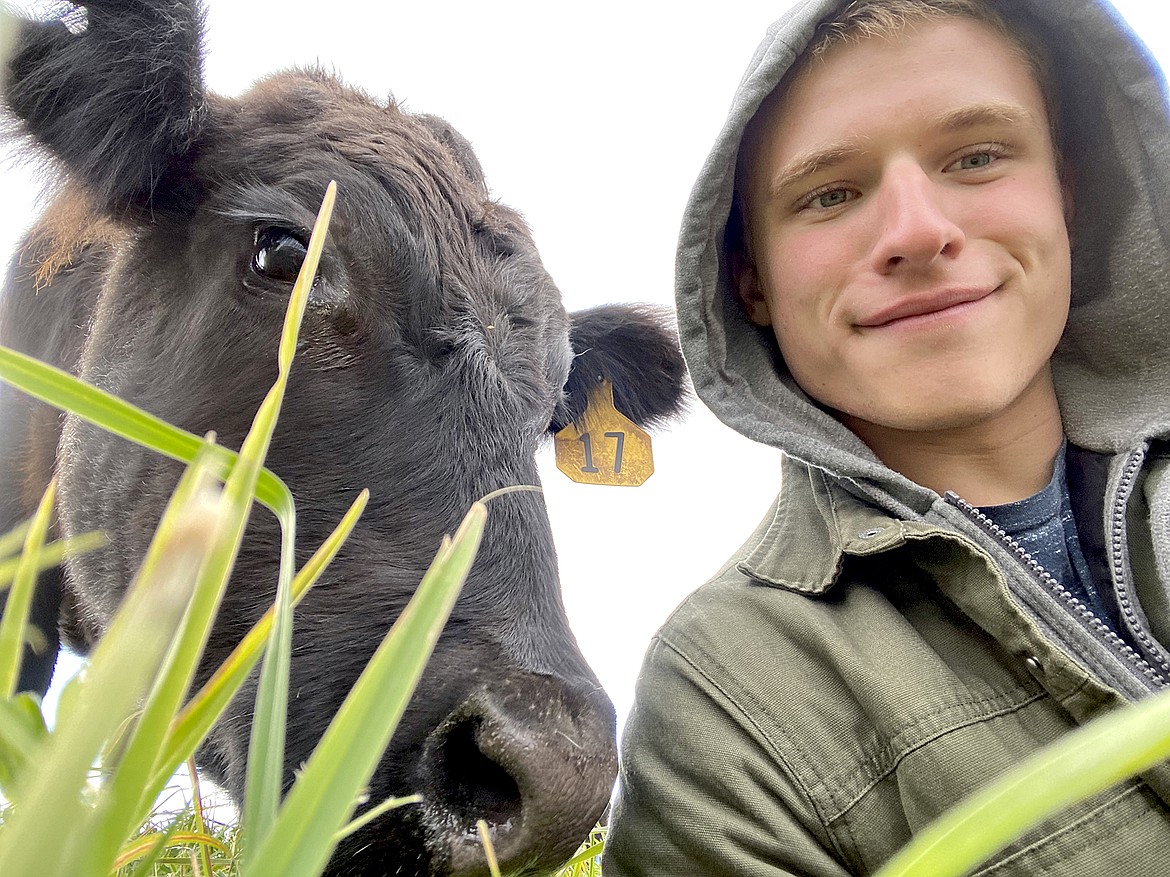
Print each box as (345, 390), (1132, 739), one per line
(0, 3), (687, 875)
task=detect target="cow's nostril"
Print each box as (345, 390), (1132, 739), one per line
(429, 716), (521, 830)
(419, 676), (617, 875)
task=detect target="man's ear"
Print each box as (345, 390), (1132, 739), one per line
(730, 249), (772, 327)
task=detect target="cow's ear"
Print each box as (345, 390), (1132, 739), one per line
(550, 304), (688, 434)
(3, 2), (207, 216)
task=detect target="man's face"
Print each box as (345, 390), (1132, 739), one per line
(738, 17), (1071, 437)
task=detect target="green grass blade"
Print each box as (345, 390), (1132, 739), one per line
(80, 439), (238, 867)
(557, 839), (606, 873)
(333, 794), (423, 843)
(0, 480), (55, 698)
(187, 756), (216, 877)
(874, 686), (1170, 877)
(116, 821), (183, 876)
(0, 345), (295, 521)
(0, 520), (31, 561)
(0, 348), (299, 676)
(98, 433), (278, 866)
(0, 692), (49, 798)
(0, 179), (335, 862)
(0, 344), (215, 471)
(478, 819), (503, 877)
(115, 830), (230, 873)
(242, 502), (486, 877)
(242, 180), (336, 862)
(0, 462), (220, 877)
(148, 488), (367, 797)
(0, 532), (107, 593)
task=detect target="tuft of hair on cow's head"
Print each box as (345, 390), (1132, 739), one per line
(0, 2), (687, 876)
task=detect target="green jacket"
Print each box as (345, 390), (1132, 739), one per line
(607, 449), (1170, 875)
(606, 0), (1170, 874)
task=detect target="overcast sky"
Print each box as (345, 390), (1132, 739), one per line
(4, 0), (1170, 736)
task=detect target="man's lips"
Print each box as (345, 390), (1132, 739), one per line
(855, 286), (997, 328)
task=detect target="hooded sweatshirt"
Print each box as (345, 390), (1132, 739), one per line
(605, 2), (1170, 875)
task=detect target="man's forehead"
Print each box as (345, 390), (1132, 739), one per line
(747, 18), (1050, 192)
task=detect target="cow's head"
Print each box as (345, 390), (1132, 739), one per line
(3, 3), (686, 874)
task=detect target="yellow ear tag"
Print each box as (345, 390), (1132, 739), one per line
(554, 379), (654, 486)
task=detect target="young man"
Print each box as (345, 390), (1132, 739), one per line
(605, 1), (1170, 874)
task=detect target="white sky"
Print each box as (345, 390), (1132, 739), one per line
(3, 0), (1170, 737)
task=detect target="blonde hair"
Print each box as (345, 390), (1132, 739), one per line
(805, 0), (1054, 100)
(812, 0), (1012, 53)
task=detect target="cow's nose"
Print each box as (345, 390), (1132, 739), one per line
(418, 670), (617, 875)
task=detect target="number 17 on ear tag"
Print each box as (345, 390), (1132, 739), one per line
(554, 379), (654, 486)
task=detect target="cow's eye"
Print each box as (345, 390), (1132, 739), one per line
(252, 226), (307, 283)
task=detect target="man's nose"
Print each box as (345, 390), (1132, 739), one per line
(868, 162), (965, 273)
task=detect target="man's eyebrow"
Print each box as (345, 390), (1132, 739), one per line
(767, 137), (871, 200)
(766, 101), (1038, 199)
(928, 101), (1035, 133)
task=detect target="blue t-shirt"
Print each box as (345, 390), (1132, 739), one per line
(977, 446), (1119, 635)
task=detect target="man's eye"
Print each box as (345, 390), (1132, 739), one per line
(948, 144), (1007, 173)
(817, 189), (852, 208)
(958, 152), (994, 170)
(802, 187), (856, 211)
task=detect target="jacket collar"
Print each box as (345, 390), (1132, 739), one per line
(738, 453), (910, 595)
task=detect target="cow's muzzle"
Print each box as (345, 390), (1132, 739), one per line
(417, 670), (617, 875)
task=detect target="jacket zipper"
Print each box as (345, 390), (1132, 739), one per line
(1108, 449), (1170, 678)
(945, 490), (1168, 691)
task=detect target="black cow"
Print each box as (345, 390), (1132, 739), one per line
(0, 2), (686, 874)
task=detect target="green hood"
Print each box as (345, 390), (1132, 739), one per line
(677, 0), (1170, 516)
